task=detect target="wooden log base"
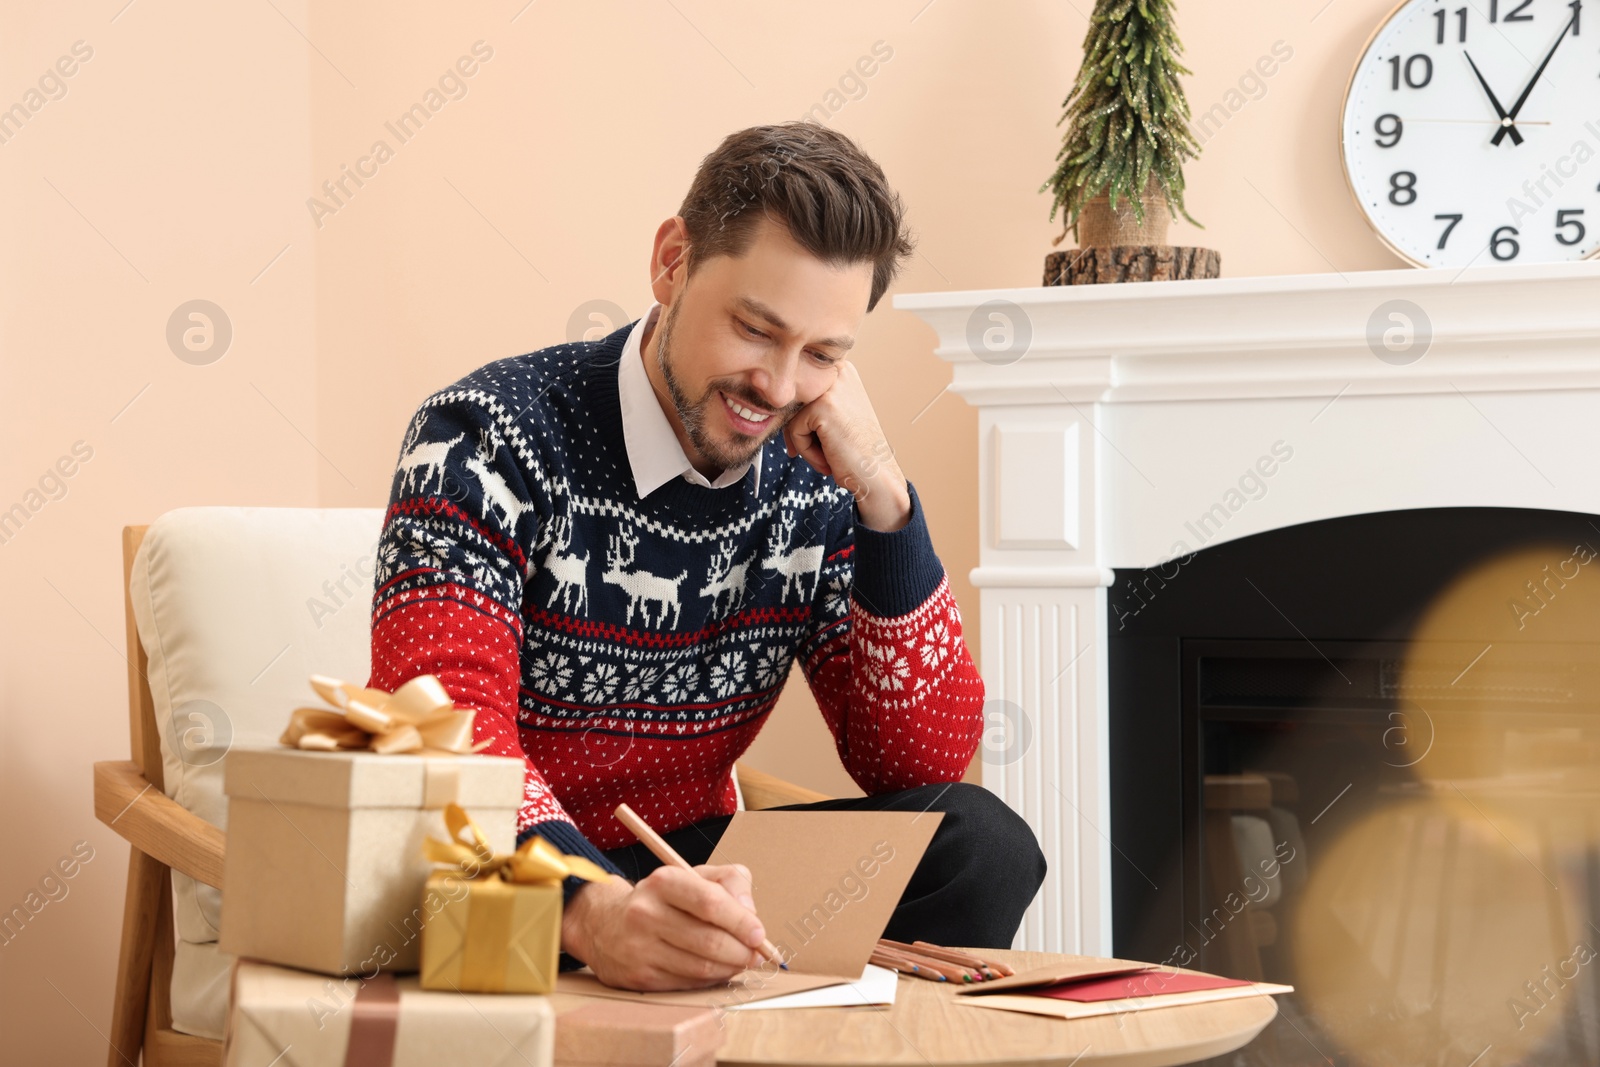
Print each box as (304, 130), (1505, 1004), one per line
(1044, 245), (1221, 285)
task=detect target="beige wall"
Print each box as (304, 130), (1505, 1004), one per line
(1, 0), (1407, 1058)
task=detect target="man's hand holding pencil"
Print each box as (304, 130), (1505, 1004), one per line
(557, 804), (784, 991)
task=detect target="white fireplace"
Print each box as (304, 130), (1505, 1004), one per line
(894, 260), (1600, 955)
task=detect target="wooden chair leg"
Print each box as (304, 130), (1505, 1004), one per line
(107, 848), (164, 1067)
(136, 867), (225, 1067)
(146, 865), (176, 1045)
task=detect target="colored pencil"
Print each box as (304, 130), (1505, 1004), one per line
(906, 939), (1016, 977)
(870, 946), (958, 982)
(869, 947), (942, 981)
(612, 802), (787, 970)
(878, 938), (990, 978)
(872, 942), (978, 982)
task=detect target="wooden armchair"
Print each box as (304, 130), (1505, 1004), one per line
(94, 522), (830, 1067)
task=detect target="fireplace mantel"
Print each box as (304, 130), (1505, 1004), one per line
(893, 260), (1600, 954)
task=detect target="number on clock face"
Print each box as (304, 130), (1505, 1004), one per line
(1341, 0), (1600, 266)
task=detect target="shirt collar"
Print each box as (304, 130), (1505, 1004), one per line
(618, 300), (764, 500)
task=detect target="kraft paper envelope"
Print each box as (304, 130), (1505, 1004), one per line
(557, 809), (942, 1006)
(958, 983), (1295, 1021)
(956, 956), (1158, 995)
(955, 955), (1292, 1021)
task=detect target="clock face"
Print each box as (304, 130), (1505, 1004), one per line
(1342, 0), (1600, 267)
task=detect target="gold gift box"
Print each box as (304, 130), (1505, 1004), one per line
(417, 804), (613, 994)
(419, 870), (562, 994)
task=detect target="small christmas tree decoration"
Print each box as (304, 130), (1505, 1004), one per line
(1040, 0), (1220, 284)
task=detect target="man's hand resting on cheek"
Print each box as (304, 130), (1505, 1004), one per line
(560, 861), (770, 990)
(782, 360), (911, 534)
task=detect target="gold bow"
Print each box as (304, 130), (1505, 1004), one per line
(280, 673), (492, 756)
(424, 803), (615, 885)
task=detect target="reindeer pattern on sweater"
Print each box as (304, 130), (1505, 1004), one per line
(366, 320), (985, 879)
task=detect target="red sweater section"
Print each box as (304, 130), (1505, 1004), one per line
(369, 546), (985, 850)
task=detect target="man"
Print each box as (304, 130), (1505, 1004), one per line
(368, 121), (1045, 991)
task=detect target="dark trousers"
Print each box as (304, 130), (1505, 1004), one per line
(598, 781), (1048, 949)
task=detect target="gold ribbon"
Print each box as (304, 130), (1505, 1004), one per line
(424, 802), (615, 885)
(424, 803), (613, 992)
(280, 673), (492, 756)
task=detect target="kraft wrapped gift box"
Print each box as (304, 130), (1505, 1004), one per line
(218, 747), (523, 975)
(554, 1001), (723, 1067)
(223, 958), (553, 1067)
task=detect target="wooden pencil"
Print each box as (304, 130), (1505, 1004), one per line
(873, 942), (978, 982)
(870, 946), (956, 982)
(908, 941), (1006, 978)
(869, 948), (942, 981)
(613, 802), (786, 970)
(870, 955), (942, 982)
(891, 941), (984, 981)
(881, 937), (986, 971)
(910, 939), (1016, 977)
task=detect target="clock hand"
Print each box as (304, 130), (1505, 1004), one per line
(1464, 51), (1525, 146)
(1405, 117), (1551, 125)
(1492, 2), (1580, 145)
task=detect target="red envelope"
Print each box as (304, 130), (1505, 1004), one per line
(1033, 970), (1253, 1003)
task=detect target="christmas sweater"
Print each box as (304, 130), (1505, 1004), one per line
(366, 318), (985, 887)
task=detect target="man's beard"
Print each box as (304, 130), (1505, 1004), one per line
(655, 298), (798, 475)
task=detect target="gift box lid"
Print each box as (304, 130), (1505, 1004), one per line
(223, 747), (523, 809)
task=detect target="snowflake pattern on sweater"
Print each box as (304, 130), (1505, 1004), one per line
(366, 319), (985, 879)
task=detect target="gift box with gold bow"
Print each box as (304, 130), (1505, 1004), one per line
(419, 803), (613, 994)
(222, 958), (554, 1067)
(218, 674), (524, 977)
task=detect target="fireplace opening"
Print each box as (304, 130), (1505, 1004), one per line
(1109, 507), (1600, 1066)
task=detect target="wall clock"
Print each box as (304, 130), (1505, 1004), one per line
(1341, 0), (1600, 267)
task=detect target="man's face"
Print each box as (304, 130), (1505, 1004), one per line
(648, 214), (873, 475)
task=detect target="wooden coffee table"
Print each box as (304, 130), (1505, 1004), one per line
(552, 948), (1279, 1067)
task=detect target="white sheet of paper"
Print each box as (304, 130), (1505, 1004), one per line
(726, 963), (898, 1011)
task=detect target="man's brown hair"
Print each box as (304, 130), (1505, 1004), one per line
(676, 121), (915, 314)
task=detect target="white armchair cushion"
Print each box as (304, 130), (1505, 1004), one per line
(128, 506), (384, 1031)
(170, 940), (231, 1041)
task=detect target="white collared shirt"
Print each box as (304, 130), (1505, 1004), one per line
(618, 300), (764, 499)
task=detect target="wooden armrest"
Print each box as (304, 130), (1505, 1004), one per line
(94, 760), (226, 889)
(735, 763), (831, 810)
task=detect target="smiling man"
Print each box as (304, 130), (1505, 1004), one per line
(368, 122), (1045, 991)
